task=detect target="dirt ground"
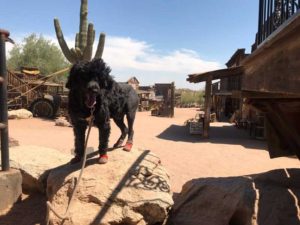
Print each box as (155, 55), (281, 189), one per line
(1, 108), (299, 224)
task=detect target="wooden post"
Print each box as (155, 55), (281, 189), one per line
(203, 75), (212, 138)
(0, 30), (10, 171)
(170, 82), (175, 117)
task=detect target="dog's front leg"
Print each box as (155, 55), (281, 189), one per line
(74, 122), (87, 156)
(97, 119), (111, 164)
(70, 121), (87, 164)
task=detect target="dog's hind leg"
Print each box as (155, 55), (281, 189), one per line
(113, 117), (128, 148)
(123, 111), (136, 152)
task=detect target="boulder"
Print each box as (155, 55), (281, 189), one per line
(0, 169), (22, 212)
(8, 109), (33, 119)
(55, 117), (71, 127)
(168, 168), (300, 225)
(47, 148), (173, 225)
(9, 145), (72, 193)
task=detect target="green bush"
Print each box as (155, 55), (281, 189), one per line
(7, 33), (70, 82)
(177, 89), (204, 106)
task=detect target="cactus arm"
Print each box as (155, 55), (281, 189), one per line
(54, 0), (106, 63)
(79, 0), (88, 51)
(83, 23), (95, 60)
(54, 18), (76, 63)
(94, 33), (106, 59)
(71, 48), (83, 60)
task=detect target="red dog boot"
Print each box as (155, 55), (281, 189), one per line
(98, 154), (108, 164)
(123, 141), (133, 152)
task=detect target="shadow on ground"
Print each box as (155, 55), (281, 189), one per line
(157, 123), (267, 150)
(0, 193), (47, 225)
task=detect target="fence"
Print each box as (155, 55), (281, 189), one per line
(257, 0), (300, 45)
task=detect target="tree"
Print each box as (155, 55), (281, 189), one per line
(7, 34), (69, 81)
(177, 89), (204, 106)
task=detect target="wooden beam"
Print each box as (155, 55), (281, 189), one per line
(234, 90), (300, 99)
(203, 75), (212, 138)
(265, 102), (300, 158)
(171, 82), (175, 118)
(187, 66), (244, 83)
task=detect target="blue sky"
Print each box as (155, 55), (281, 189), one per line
(2, 0), (258, 89)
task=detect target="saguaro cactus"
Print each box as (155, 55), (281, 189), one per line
(54, 0), (105, 63)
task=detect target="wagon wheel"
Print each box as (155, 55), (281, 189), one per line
(29, 98), (55, 118)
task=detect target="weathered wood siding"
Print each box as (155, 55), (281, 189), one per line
(242, 13), (300, 95)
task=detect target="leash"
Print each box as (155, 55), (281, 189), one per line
(46, 105), (95, 225)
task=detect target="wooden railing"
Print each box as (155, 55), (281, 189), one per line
(256, 0), (300, 46)
(7, 70), (38, 107)
(7, 70), (28, 93)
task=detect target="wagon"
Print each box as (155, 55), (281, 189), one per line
(7, 67), (68, 118)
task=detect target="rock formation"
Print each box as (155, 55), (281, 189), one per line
(45, 148), (173, 225)
(168, 168), (300, 225)
(8, 145), (71, 193)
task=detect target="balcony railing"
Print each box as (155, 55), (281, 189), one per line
(256, 0), (300, 46)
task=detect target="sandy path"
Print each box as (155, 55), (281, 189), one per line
(7, 108), (299, 193)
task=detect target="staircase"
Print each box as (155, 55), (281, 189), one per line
(6, 70), (37, 110)
(7, 83), (23, 109)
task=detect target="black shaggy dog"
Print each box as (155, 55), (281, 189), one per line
(66, 59), (139, 164)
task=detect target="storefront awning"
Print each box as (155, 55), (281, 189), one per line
(187, 66), (244, 83)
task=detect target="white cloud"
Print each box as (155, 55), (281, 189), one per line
(6, 33), (221, 89)
(5, 34), (25, 58)
(103, 36), (220, 74)
(102, 36), (221, 89)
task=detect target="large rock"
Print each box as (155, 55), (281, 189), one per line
(0, 169), (22, 212)
(168, 168), (300, 225)
(55, 117), (71, 127)
(8, 109), (33, 119)
(47, 148), (173, 225)
(9, 145), (72, 193)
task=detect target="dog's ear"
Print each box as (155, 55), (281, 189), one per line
(103, 75), (113, 90)
(100, 65), (113, 90)
(66, 66), (76, 89)
(90, 58), (113, 90)
(66, 61), (88, 89)
(65, 74), (72, 89)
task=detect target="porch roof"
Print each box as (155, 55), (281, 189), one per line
(187, 66), (244, 83)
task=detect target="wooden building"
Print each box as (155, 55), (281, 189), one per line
(187, 0), (300, 159)
(137, 86), (155, 111)
(126, 76), (139, 91)
(212, 49), (249, 121)
(151, 83), (175, 117)
(135, 83), (176, 116)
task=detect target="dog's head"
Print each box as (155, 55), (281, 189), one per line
(66, 59), (113, 108)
